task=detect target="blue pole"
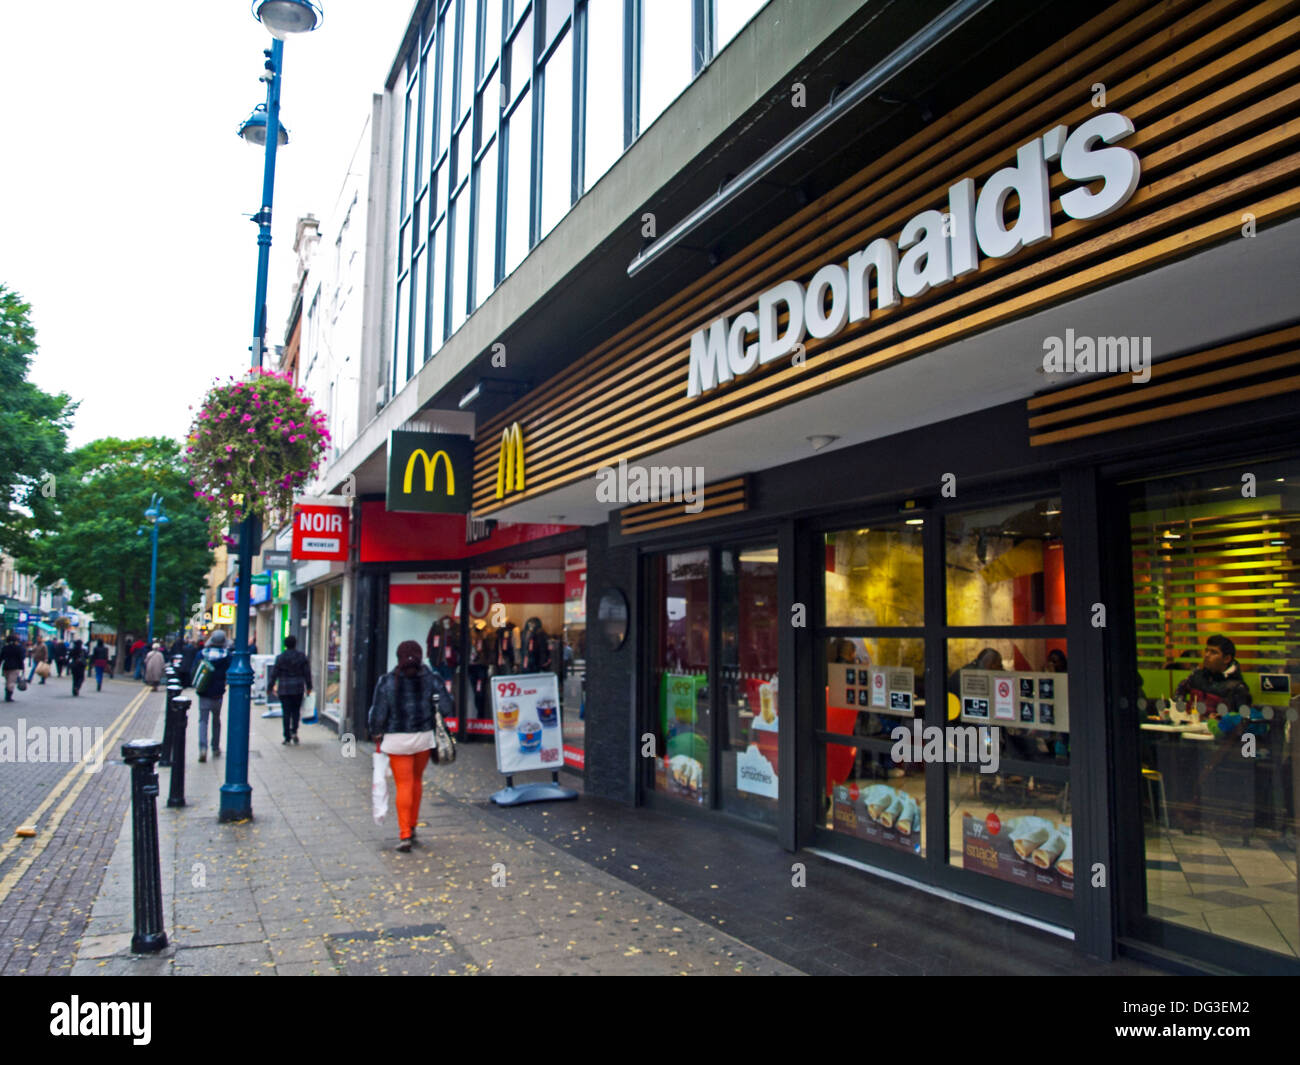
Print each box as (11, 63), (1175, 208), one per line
(220, 37), (284, 823)
(147, 519), (159, 645)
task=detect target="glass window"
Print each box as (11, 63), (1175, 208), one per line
(824, 522), (925, 628)
(561, 550), (587, 767)
(544, 0), (571, 44)
(474, 140), (499, 305)
(422, 49), (437, 183)
(714, 0), (764, 53)
(653, 550), (710, 805)
(508, 13), (533, 104)
(583, 0), (623, 189)
(638, 0), (692, 133)
(438, 4), (457, 157)
(539, 29), (572, 238)
(503, 90), (533, 274)
(429, 219), (447, 350)
(719, 545), (779, 824)
(393, 275), (409, 390)
(450, 191), (471, 332)
(411, 247), (426, 372)
(1127, 459), (1299, 960)
(434, 158), (449, 224)
(459, 0), (478, 119)
(946, 499), (1065, 626)
(823, 635), (926, 856)
(483, 0), (504, 73)
(454, 123), (473, 187)
(480, 69), (501, 144)
(403, 84), (417, 214)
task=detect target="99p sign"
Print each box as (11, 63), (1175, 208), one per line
(490, 672), (563, 775)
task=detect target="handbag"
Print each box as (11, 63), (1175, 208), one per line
(16, 675), (27, 691)
(36, 662), (51, 678)
(433, 709), (456, 765)
(371, 751), (391, 823)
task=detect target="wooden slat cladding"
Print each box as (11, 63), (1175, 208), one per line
(617, 477), (748, 536)
(473, 0), (1300, 514)
(1027, 324), (1300, 445)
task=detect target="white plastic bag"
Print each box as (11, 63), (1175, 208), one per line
(371, 751), (391, 823)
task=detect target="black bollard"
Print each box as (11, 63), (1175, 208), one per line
(122, 739), (168, 953)
(159, 679), (181, 768)
(167, 696), (191, 809)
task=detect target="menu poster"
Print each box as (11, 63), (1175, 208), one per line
(961, 812), (1073, 897)
(832, 783), (922, 855)
(490, 672), (563, 774)
(960, 671), (1070, 733)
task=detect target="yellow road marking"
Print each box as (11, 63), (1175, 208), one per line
(0, 686), (154, 905)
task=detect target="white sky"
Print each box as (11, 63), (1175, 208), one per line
(0, 1), (415, 449)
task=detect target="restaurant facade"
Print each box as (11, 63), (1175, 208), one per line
(317, 0), (1300, 974)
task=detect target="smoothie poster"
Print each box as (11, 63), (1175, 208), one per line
(490, 672), (563, 774)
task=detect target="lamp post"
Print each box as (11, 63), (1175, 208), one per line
(138, 495), (169, 646)
(221, 0), (322, 824)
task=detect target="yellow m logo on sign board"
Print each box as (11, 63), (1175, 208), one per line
(495, 422), (525, 499)
(403, 449), (456, 496)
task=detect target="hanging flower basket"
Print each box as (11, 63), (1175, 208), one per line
(185, 368), (331, 547)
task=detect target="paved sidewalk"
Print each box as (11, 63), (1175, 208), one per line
(72, 699), (795, 975)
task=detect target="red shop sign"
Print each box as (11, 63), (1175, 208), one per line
(292, 504), (350, 561)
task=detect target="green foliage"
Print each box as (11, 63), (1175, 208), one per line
(186, 369), (329, 545)
(15, 438), (213, 648)
(0, 284), (76, 554)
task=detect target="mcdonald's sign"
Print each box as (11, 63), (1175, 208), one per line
(495, 422), (525, 500)
(386, 430), (473, 514)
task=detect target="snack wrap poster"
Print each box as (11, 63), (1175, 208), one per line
(490, 672), (563, 774)
(961, 813), (1073, 897)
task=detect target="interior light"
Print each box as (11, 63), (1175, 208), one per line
(905, 518), (924, 526)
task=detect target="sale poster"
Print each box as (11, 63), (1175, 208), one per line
(658, 673), (708, 804)
(490, 672), (563, 774)
(961, 812), (1073, 897)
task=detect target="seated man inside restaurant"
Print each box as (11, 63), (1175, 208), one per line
(1174, 634), (1252, 715)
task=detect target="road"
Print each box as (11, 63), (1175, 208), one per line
(0, 671), (161, 974)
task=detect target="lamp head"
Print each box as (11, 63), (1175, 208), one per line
(238, 104), (290, 147)
(144, 506), (158, 521)
(253, 0), (323, 39)
(157, 514), (170, 526)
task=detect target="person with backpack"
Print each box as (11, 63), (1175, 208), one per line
(195, 630), (232, 763)
(267, 634), (312, 746)
(67, 639), (88, 696)
(90, 639), (112, 690)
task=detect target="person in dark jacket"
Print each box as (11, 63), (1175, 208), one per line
(367, 640), (453, 852)
(196, 630), (232, 762)
(90, 640), (111, 690)
(268, 635), (313, 746)
(2, 634), (25, 702)
(178, 639), (200, 688)
(52, 639), (68, 677)
(68, 639), (88, 696)
(1175, 634), (1252, 714)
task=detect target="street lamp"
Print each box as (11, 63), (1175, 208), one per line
(221, 0), (321, 825)
(137, 495), (169, 645)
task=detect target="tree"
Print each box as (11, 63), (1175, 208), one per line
(16, 438), (214, 668)
(0, 284), (76, 555)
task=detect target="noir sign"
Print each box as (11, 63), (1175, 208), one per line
(292, 503), (349, 561)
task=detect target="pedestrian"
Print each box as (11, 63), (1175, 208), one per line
(179, 638), (200, 688)
(28, 635), (49, 685)
(2, 634), (25, 702)
(90, 639), (112, 690)
(248, 639), (258, 657)
(196, 630), (231, 763)
(367, 640), (453, 852)
(68, 638), (87, 696)
(133, 636), (147, 679)
(52, 638), (68, 677)
(142, 642), (165, 691)
(267, 634), (312, 746)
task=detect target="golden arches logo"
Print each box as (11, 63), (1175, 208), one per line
(495, 423), (525, 499)
(403, 448), (455, 496)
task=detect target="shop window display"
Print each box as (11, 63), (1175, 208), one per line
(1126, 460), (1298, 960)
(653, 550), (710, 804)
